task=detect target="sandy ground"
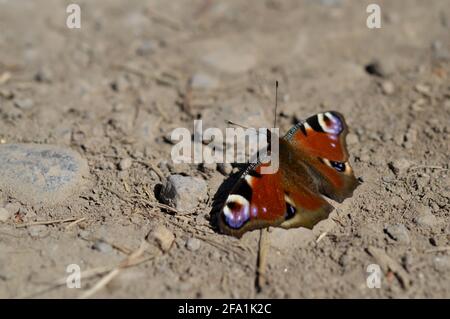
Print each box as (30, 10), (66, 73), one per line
(0, 0), (449, 298)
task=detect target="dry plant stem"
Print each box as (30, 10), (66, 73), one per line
(79, 241), (152, 299)
(65, 217), (86, 230)
(256, 228), (270, 291)
(135, 160), (166, 181)
(16, 217), (78, 228)
(19, 266), (114, 298)
(426, 246), (450, 253)
(316, 232), (328, 243)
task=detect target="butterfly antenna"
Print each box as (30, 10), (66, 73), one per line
(226, 120), (249, 130)
(273, 80), (278, 129)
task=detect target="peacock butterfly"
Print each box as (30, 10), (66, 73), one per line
(218, 111), (359, 238)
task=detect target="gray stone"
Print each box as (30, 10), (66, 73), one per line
(385, 224), (410, 244)
(0, 144), (88, 205)
(186, 237), (201, 251)
(160, 175), (208, 212)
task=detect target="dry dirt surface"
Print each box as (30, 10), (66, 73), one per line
(0, 0), (449, 298)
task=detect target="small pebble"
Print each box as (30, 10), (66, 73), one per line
(169, 162), (191, 175)
(190, 73), (219, 90)
(388, 158), (411, 175)
(432, 40), (450, 60)
(186, 237), (201, 251)
(385, 224), (410, 244)
(381, 80), (395, 95)
(0, 88), (14, 99)
(111, 75), (130, 92)
(200, 163), (216, 173)
(34, 68), (53, 83)
(136, 40), (156, 56)
(4, 202), (21, 215)
(28, 225), (49, 238)
(0, 207), (12, 222)
(410, 98), (426, 112)
(93, 240), (113, 253)
(217, 163), (233, 175)
(414, 204), (438, 227)
(147, 225), (175, 252)
(415, 84), (431, 96)
(14, 98), (34, 110)
(433, 255), (450, 272)
(118, 158), (133, 171)
(78, 230), (91, 240)
(405, 127), (417, 143)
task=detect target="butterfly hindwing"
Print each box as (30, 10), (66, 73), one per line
(218, 163), (287, 238)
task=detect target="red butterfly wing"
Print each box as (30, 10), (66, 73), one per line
(284, 111), (359, 203)
(218, 162), (286, 238)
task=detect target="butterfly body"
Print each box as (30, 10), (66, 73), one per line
(218, 111), (359, 238)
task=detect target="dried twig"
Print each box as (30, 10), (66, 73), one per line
(316, 232), (328, 243)
(367, 246), (411, 289)
(134, 160), (166, 181)
(0, 72), (12, 85)
(256, 228), (270, 292)
(20, 265), (115, 298)
(65, 217), (86, 230)
(425, 246), (450, 253)
(79, 241), (154, 299)
(409, 165), (448, 171)
(16, 218), (78, 228)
